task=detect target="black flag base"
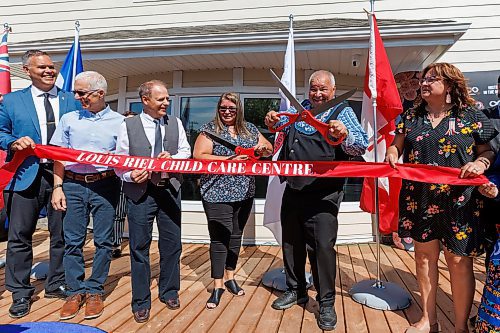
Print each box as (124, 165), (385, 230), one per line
(349, 279), (412, 310)
(262, 267), (313, 291)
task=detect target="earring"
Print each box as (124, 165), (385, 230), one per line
(446, 92), (451, 104)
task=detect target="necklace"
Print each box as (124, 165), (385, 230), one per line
(426, 105), (453, 122)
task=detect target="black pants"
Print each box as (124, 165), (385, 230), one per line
(3, 164), (65, 300)
(281, 186), (343, 306)
(127, 183), (181, 312)
(112, 182), (127, 247)
(483, 197), (499, 268)
(203, 198), (253, 279)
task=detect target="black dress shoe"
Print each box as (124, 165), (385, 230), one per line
(317, 304), (337, 331)
(111, 248), (122, 258)
(45, 285), (67, 299)
(9, 297), (31, 318)
(133, 308), (150, 323)
(271, 290), (308, 310)
(163, 297), (180, 310)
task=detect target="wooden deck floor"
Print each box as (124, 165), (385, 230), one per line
(0, 231), (486, 332)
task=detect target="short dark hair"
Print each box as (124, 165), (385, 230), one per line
(22, 50), (49, 66)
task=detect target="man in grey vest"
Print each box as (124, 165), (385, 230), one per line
(115, 80), (191, 323)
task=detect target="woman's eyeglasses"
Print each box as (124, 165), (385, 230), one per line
(219, 106), (238, 114)
(419, 76), (442, 86)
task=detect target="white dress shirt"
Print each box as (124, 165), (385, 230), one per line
(31, 85), (60, 145)
(115, 112), (191, 182)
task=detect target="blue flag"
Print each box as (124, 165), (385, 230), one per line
(55, 27), (83, 91)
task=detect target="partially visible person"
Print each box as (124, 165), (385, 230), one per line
(51, 71), (124, 320)
(474, 152), (500, 333)
(385, 62), (497, 333)
(0, 93), (3, 103)
(111, 110), (137, 258)
(0, 50), (81, 318)
(481, 75), (500, 267)
(115, 80), (190, 323)
(265, 70), (368, 331)
(193, 92), (272, 309)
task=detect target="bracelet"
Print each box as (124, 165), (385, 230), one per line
(476, 157), (491, 170)
(53, 184), (63, 190)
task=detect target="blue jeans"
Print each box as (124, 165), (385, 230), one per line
(63, 176), (120, 295)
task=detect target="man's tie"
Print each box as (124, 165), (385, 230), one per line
(44, 93), (56, 142)
(151, 119), (162, 184)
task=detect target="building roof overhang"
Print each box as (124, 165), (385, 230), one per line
(8, 17), (470, 80)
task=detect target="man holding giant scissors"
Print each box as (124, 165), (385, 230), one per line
(265, 70), (368, 331)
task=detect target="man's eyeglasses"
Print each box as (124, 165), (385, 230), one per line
(219, 106), (238, 113)
(72, 89), (99, 97)
(419, 76), (442, 85)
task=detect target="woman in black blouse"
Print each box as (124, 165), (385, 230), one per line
(193, 92), (272, 309)
(386, 63), (496, 333)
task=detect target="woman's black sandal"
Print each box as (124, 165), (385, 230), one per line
(224, 279), (245, 296)
(206, 288), (224, 309)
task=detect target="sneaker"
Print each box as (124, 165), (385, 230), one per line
(271, 290), (308, 310)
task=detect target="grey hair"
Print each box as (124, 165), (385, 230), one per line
(138, 80), (168, 98)
(22, 50), (49, 66)
(75, 71), (108, 93)
(309, 70), (336, 86)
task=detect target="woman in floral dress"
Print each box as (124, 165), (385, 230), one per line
(386, 63), (497, 333)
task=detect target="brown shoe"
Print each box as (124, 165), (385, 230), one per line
(164, 297), (180, 310)
(133, 308), (150, 323)
(60, 294), (85, 320)
(84, 294), (104, 319)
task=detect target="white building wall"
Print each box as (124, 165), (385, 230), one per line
(2, 0), (498, 72)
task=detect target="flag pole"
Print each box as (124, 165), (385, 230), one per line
(348, 0), (411, 311)
(262, 14), (313, 291)
(369, 0), (383, 289)
(71, 21), (80, 90)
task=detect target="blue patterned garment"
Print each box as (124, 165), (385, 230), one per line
(476, 240), (500, 332)
(199, 121), (259, 203)
(274, 99), (368, 156)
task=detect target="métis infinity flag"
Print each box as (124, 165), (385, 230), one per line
(0, 25), (11, 95)
(359, 13), (403, 234)
(55, 22), (83, 91)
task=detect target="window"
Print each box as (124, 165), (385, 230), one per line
(243, 97), (281, 198)
(126, 99), (173, 115)
(177, 94), (364, 202)
(179, 96), (220, 200)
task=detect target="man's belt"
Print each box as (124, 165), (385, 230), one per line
(65, 170), (116, 183)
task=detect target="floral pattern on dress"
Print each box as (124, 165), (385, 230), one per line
(396, 106), (497, 257)
(476, 240), (500, 332)
(199, 121), (259, 203)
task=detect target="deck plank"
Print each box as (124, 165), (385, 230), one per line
(0, 231), (489, 333)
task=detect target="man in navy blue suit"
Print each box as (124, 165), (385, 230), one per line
(0, 50), (81, 318)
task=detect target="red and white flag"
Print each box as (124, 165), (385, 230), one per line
(359, 14), (403, 234)
(0, 24), (11, 95)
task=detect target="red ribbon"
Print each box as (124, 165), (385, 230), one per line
(0, 145), (488, 194)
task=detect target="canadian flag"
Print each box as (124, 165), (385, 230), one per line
(359, 14), (403, 234)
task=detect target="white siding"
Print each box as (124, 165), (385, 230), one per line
(2, 0), (498, 71)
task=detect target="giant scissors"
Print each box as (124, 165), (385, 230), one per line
(202, 130), (262, 160)
(269, 69), (356, 146)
